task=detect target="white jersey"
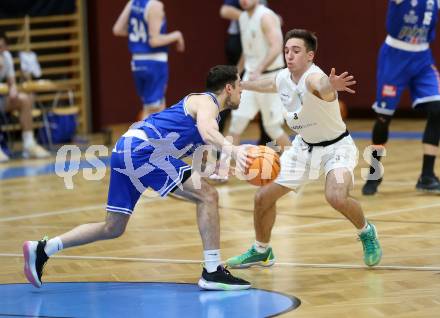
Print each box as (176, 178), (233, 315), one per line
(0, 51), (15, 82)
(275, 64), (347, 143)
(239, 5), (284, 73)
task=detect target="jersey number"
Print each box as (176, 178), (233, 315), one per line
(129, 18), (147, 43)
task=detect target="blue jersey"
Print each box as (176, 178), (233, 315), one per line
(139, 92), (220, 157)
(386, 0), (439, 44)
(128, 0), (168, 54)
(107, 92), (221, 212)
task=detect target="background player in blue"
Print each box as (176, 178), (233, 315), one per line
(363, 0), (440, 195)
(113, 0), (185, 119)
(22, 65), (254, 291)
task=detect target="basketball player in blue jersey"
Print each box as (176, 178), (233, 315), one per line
(22, 65), (253, 291)
(363, 0), (440, 195)
(113, 0), (185, 119)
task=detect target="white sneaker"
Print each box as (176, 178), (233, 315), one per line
(0, 147), (10, 162)
(23, 144), (50, 159)
(208, 173), (229, 183)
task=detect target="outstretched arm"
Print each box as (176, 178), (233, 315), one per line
(220, 4), (242, 20)
(241, 73), (278, 93)
(194, 96), (252, 170)
(306, 68), (356, 102)
(113, 1), (131, 36)
(147, 1), (185, 51)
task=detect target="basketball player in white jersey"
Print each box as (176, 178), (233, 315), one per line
(228, 0), (290, 149)
(227, 29), (383, 268)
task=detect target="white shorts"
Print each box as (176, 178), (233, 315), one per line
(275, 135), (359, 191)
(231, 89), (284, 126)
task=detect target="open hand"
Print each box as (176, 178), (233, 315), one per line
(328, 68), (356, 94)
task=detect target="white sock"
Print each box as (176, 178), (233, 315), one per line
(203, 249), (221, 273)
(254, 240), (269, 253)
(44, 237), (63, 257)
(358, 221), (370, 235)
(22, 131), (36, 149)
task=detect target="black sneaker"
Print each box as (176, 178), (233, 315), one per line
(23, 237), (49, 288)
(362, 178), (382, 195)
(198, 265), (251, 291)
(416, 175), (440, 193)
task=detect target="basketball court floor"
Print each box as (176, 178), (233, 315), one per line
(0, 120), (439, 317)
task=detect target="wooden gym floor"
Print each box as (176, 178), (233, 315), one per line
(0, 119), (439, 317)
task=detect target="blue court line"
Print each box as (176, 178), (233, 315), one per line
(0, 131), (423, 181)
(0, 282), (300, 318)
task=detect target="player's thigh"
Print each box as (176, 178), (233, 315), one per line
(256, 92), (284, 126)
(172, 171), (218, 204)
(410, 63), (440, 106)
(374, 46), (411, 114)
(275, 137), (312, 191)
(323, 137), (358, 191)
(232, 90), (259, 120)
(143, 61), (168, 105)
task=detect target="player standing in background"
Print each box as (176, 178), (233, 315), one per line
(113, 0), (185, 120)
(363, 0), (440, 195)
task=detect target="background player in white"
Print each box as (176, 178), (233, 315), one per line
(228, 0), (290, 150)
(226, 29), (383, 269)
(113, 0), (185, 120)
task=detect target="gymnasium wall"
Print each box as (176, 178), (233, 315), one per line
(87, 0), (440, 130)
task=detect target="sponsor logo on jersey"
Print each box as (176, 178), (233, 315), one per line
(382, 85), (397, 97)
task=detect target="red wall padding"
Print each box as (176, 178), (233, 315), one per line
(87, 0), (440, 130)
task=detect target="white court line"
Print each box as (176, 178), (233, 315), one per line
(1, 253), (439, 272)
(278, 202), (440, 231)
(1, 182), (439, 226)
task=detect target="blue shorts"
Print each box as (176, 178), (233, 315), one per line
(106, 135), (191, 215)
(372, 44), (440, 115)
(131, 59), (168, 108)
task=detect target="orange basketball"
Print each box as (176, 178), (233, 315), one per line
(245, 146), (281, 186)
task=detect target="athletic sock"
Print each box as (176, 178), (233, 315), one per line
(254, 240), (269, 253)
(421, 154), (436, 177)
(203, 249), (221, 273)
(44, 237), (63, 257)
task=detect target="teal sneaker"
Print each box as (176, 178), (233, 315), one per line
(359, 222), (382, 266)
(226, 246), (275, 268)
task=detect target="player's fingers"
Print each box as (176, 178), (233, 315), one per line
(339, 71), (348, 78)
(345, 80), (356, 86)
(345, 87), (356, 94)
(330, 68), (336, 76)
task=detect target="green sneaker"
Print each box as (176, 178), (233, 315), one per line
(359, 222), (382, 266)
(226, 246), (275, 268)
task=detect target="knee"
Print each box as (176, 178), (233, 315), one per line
(18, 93), (32, 111)
(103, 221), (126, 239)
(325, 192), (347, 211)
(229, 115), (249, 135)
(254, 188), (272, 211)
(422, 102), (440, 146)
(199, 182), (219, 206)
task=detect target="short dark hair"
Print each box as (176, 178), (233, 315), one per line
(206, 65), (238, 93)
(284, 29), (318, 53)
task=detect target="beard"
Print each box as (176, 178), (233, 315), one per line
(224, 95), (239, 110)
